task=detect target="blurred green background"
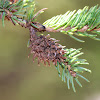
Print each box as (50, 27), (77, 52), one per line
(0, 0), (100, 100)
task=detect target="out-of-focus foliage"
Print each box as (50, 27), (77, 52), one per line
(0, 0), (36, 26)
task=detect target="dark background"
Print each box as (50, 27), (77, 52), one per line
(0, 0), (100, 100)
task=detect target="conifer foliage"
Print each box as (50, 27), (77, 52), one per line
(1, 0), (100, 92)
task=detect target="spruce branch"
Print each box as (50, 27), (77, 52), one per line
(43, 5), (100, 42)
(0, 0), (94, 92)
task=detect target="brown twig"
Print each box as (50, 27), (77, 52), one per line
(32, 8), (48, 20)
(45, 25), (100, 33)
